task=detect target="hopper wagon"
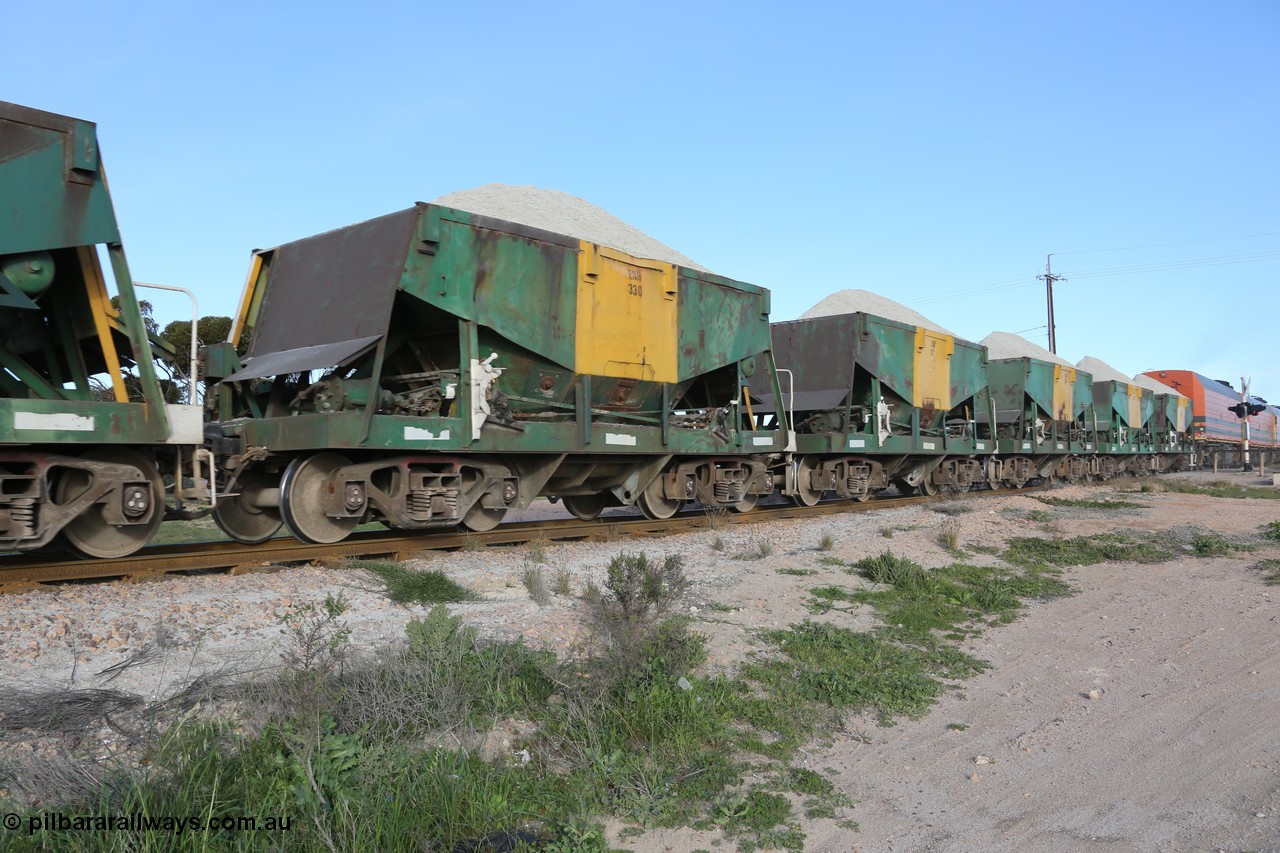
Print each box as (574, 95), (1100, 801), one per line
(986, 357), (1096, 485)
(1084, 377), (1153, 478)
(204, 203), (789, 544)
(0, 102), (205, 558)
(748, 312), (989, 502)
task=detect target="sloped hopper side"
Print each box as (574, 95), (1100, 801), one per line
(228, 207), (418, 381)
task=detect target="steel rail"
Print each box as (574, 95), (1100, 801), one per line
(0, 487), (1047, 592)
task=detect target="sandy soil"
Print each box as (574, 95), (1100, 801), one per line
(1, 470), (1278, 852)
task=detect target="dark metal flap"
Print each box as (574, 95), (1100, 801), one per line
(248, 207), (419, 358)
(751, 388), (848, 414)
(223, 334), (381, 383)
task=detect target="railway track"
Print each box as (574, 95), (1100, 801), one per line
(0, 486), (1049, 592)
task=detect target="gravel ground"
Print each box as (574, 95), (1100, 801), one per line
(1, 470), (1278, 851)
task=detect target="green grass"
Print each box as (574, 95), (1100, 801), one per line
(349, 559), (476, 604)
(0, 543), (1078, 853)
(1254, 559), (1280, 585)
(1189, 532), (1249, 557)
(1002, 532), (1173, 568)
(1160, 480), (1280, 500)
(1035, 496), (1145, 510)
(1024, 509), (1053, 522)
(1261, 520), (1280, 542)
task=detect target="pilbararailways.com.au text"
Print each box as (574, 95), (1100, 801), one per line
(5, 812), (292, 835)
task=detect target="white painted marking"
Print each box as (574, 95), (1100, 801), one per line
(923, 441), (937, 450)
(164, 405), (204, 444)
(14, 412), (94, 432)
(848, 438), (866, 449)
(1022, 442), (1032, 450)
(405, 427), (451, 441)
(976, 442), (986, 450)
(1056, 443), (1064, 450)
(1086, 443), (1094, 450)
(605, 433), (637, 446)
(752, 436), (774, 446)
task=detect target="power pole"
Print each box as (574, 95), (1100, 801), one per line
(1241, 376), (1252, 472)
(1037, 254), (1066, 354)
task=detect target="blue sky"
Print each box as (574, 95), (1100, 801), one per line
(11, 1), (1279, 397)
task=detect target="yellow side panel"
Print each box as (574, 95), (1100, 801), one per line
(1127, 385), (1142, 426)
(230, 252), (266, 349)
(574, 242), (678, 383)
(1052, 366), (1075, 420)
(912, 328), (954, 409)
(77, 246), (127, 402)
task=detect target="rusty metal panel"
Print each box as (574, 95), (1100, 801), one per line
(248, 207), (418, 358)
(677, 269), (772, 381)
(405, 206), (579, 371)
(0, 102), (120, 255)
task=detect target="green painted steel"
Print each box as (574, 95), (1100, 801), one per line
(986, 357), (1092, 456)
(755, 313), (988, 456)
(0, 101), (171, 444)
(219, 203), (786, 473)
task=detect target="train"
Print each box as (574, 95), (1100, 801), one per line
(0, 101), (1268, 559)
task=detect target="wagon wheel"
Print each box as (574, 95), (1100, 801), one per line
(213, 466), (282, 544)
(58, 448), (165, 559)
(637, 476), (681, 520)
(279, 453), (359, 544)
(562, 494), (608, 521)
(731, 492), (758, 513)
(917, 475), (939, 497)
(461, 501), (507, 532)
(852, 489), (873, 502)
(789, 456), (823, 507)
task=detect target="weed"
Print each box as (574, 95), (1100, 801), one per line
(1254, 559), (1280, 585)
(966, 543), (1000, 556)
(353, 560), (474, 605)
(1260, 520), (1280, 542)
(523, 563), (552, 606)
(1190, 532), (1236, 557)
(818, 532), (835, 551)
(603, 552), (688, 618)
(777, 568), (818, 577)
(734, 537), (776, 560)
(704, 507), (730, 530)
(1160, 481), (1280, 500)
(853, 550), (924, 586)
(880, 525), (895, 539)
(1025, 509), (1053, 522)
(947, 722), (969, 731)
(461, 532), (483, 551)
(552, 569), (573, 597)
(938, 519), (960, 551)
(278, 594), (352, 676)
(526, 536), (548, 564)
(1036, 496), (1144, 510)
(712, 536), (727, 552)
(1003, 532), (1172, 568)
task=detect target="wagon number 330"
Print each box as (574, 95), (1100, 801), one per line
(626, 269), (643, 296)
